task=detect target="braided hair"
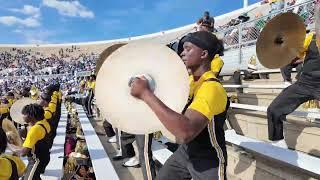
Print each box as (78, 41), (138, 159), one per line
(22, 104), (45, 122)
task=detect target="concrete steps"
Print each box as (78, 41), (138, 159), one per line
(228, 109), (320, 158)
(227, 92), (311, 112)
(226, 145), (318, 180)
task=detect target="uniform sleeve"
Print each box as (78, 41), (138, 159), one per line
(0, 106), (9, 114)
(211, 55), (224, 73)
(23, 125), (45, 149)
(44, 109), (53, 120)
(188, 82), (227, 121)
(297, 33), (314, 59)
(48, 102), (57, 112)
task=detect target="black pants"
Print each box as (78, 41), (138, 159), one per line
(267, 77), (320, 141)
(156, 146), (224, 180)
(280, 63), (302, 82)
(120, 132), (156, 180)
(103, 120), (115, 137)
(120, 132), (136, 158)
(87, 90), (94, 116)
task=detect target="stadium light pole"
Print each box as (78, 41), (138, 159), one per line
(243, 0), (248, 8)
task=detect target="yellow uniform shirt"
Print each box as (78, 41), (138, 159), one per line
(0, 105), (9, 114)
(211, 55), (224, 74)
(58, 91), (62, 100)
(79, 80), (85, 87)
(89, 81), (96, 90)
(297, 32), (314, 59)
(8, 99), (14, 107)
(188, 71), (227, 120)
(0, 154), (26, 178)
(86, 81), (91, 89)
(44, 102), (56, 120)
(23, 119), (51, 149)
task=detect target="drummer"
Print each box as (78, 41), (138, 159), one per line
(0, 128), (26, 179)
(13, 104), (51, 180)
(130, 31), (229, 180)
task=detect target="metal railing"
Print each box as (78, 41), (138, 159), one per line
(219, 0), (315, 51)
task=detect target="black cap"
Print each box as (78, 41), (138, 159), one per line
(181, 31), (223, 58)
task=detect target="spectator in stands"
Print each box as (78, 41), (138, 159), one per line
(197, 11), (215, 32)
(269, 0), (285, 13)
(130, 31), (229, 180)
(0, 128), (26, 179)
(87, 74), (96, 117)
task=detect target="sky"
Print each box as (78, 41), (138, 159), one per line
(0, 0), (260, 44)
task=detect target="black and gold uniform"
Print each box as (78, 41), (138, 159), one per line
(158, 71), (229, 180)
(0, 154), (26, 179)
(23, 118), (51, 180)
(268, 32), (320, 141)
(0, 128), (26, 180)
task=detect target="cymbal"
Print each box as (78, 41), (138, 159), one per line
(95, 42), (189, 134)
(10, 98), (38, 125)
(95, 44), (126, 74)
(256, 12), (306, 69)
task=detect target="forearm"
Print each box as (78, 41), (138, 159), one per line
(10, 145), (29, 157)
(141, 91), (193, 140)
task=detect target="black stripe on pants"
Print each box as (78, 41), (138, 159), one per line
(267, 80), (320, 141)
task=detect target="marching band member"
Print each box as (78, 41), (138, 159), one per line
(130, 31), (229, 180)
(267, 31), (320, 147)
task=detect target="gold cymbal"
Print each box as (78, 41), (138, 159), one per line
(10, 98), (38, 125)
(256, 12), (306, 69)
(95, 44), (126, 74)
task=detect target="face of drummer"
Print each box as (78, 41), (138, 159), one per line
(22, 114), (34, 124)
(180, 42), (209, 69)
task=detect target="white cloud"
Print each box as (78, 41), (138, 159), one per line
(0, 16), (40, 27)
(9, 5), (41, 18)
(42, 0), (94, 18)
(14, 29), (54, 44)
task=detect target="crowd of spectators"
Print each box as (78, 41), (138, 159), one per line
(0, 47), (97, 77)
(0, 74), (77, 98)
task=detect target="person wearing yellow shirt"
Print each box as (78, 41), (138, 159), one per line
(0, 128), (26, 179)
(39, 92), (58, 149)
(211, 54), (224, 77)
(87, 75), (96, 117)
(13, 104), (51, 180)
(279, 31), (312, 85)
(267, 32), (320, 147)
(130, 31), (229, 180)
